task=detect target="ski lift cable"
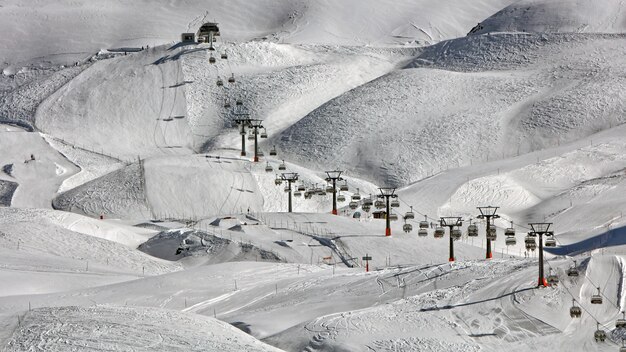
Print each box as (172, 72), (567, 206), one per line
(544, 260), (616, 331)
(544, 254), (618, 309)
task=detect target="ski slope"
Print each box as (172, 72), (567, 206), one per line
(2, 0), (626, 351)
(0, 0), (517, 69)
(4, 306), (282, 352)
(471, 0), (626, 35)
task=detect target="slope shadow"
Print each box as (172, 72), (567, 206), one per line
(167, 81), (194, 88)
(168, 42), (199, 51)
(419, 287), (536, 312)
(153, 48), (207, 65)
(545, 225), (626, 256)
(231, 321), (252, 334)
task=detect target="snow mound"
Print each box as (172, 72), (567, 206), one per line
(0, 223), (180, 296)
(36, 46), (193, 160)
(44, 135), (126, 193)
(0, 130), (80, 208)
(276, 33), (626, 186)
(0, 207), (156, 248)
(4, 305), (283, 352)
(470, 0), (626, 35)
(53, 161), (151, 220)
(138, 228), (284, 265)
(181, 42), (416, 152)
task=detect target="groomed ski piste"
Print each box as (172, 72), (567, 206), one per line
(1, 0), (626, 351)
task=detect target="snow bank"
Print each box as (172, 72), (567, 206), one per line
(470, 0), (626, 35)
(4, 305), (283, 352)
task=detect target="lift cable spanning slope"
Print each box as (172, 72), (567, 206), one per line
(544, 259), (622, 341)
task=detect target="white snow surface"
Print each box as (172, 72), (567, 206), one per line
(0, 0), (517, 68)
(4, 305), (282, 352)
(3, 1), (626, 351)
(472, 0), (626, 35)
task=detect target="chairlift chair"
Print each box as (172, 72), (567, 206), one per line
(265, 163), (273, 172)
(451, 227), (462, 240)
(544, 237), (556, 247)
(570, 300), (582, 318)
(236, 99), (243, 106)
(260, 128), (268, 138)
(567, 261), (579, 277)
(316, 187), (326, 196)
(362, 204), (371, 212)
(591, 287), (603, 304)
(418, 228), (428, 237)
(505, 236), (516, 246)
(525, 235), (537, 251)
(505, 221), (515, 237)
(340, 182), (349, 192)
(269, 146), (277, 156)
(258, 150), (264, 157)
(616, 312), (626, 329)
(274, 178), (282, 185)
(247, 131), (255, 140)
(419, 215), (429, 229)
(434, 227), (445, 238)
(352, 189), (361, 201)
(224, 100), (231, 109)
(294, 190), (302, 197)
(388, 213), (398, 221)
(221, 52), (228, 60)
(404, 206), (415, 220)
(390, 198), (400, 208)
(487, 227), (497, 241)
(283, 185), (290, 193)
(216, 78), (224, 87)
(403, 223), (413, 233)
(325, 184), (334, 193)
(363, 197), (373, 207)
(297, 184), (306, 192)
(349, 201), (358, 209)
(278, 160), (286, 171)
(209, 55), (216, 64)
(228, 73), (235, 83)
(337, 193), (346, 202)
(595, 324), (606, 342)
(468, 223), (478, 236)
(375, 200), (385, 209)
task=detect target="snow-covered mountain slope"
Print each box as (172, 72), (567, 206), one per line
(0, 207), (157, 248)
(4, 1), (626, 351)
(277, 32), (626, 186)
(471, 0), (626, 35)
(36, 46), (194, 159)
(181, 42), (419, 152)
(52, 149), (381, 220)
(0, 129), (79, 208)
(0, 0), (517, 69)
(4, 306), (282, 352)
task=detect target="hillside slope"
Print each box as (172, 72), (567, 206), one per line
(471, 0), (626, 35)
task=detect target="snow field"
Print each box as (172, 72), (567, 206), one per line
(4, 305), (283, 352)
